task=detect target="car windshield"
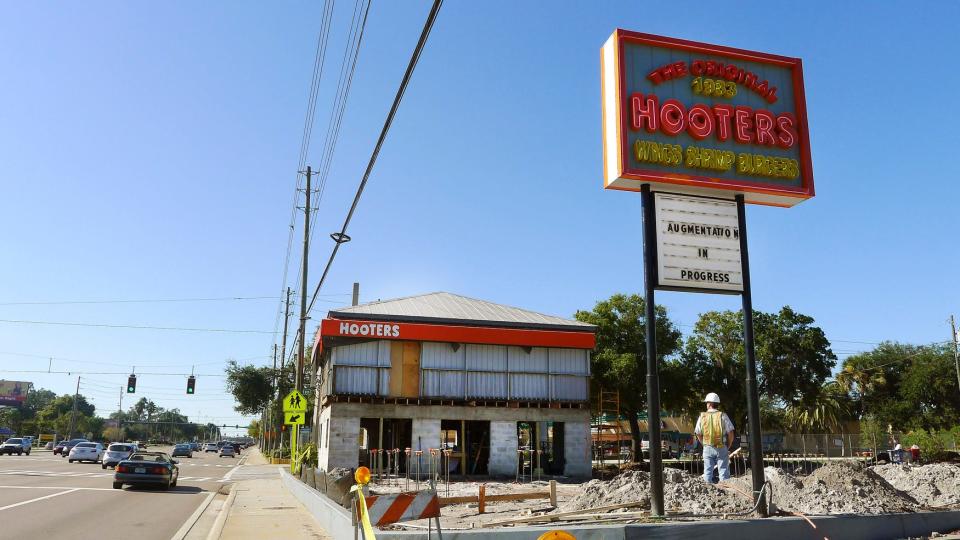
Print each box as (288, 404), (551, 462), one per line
(75, 443), (96, 448)
(5, 439), (22, 444)
(108, 444), (132, 452)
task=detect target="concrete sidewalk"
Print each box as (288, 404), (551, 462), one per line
(210, 448), (332, 540)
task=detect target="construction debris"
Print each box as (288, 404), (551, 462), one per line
(382, 462), (960, 530)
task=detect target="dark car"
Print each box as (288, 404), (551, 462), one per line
(58, 438), (88, 457)
(189, 442), (200, 451)
(53, 441), (68, 455)
(113, 452), (179, 490)
(171, 444), (193, 458)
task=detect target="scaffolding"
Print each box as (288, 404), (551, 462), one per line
(592, 387), (626, 471)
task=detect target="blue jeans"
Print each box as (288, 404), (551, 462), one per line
(703, 445), (730, 483)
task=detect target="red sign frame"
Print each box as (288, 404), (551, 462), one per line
(601, 30), (814, 207)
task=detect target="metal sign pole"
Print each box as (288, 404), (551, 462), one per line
(641, 184), (665, 516)
(736, 194), (767, 517)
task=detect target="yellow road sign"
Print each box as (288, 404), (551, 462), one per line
(285, 412), (305, 425)
(283, 390), (308, 413)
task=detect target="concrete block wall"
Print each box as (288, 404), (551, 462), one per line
(563, 421), (591, 479)
(316, 406), (332, 469)
(320, 411), (360, 471)
(488, 420), (518, 477)
(412, 419), (441, 452)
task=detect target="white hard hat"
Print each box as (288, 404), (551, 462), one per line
(704, 392), (721, 404)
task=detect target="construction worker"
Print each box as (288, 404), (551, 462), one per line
(694, 392), (735, 484)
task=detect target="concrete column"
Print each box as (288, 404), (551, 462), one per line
(412, 419), (441, 452)
(488, 421), (518, 477)
(324, 411), (360, 471)
(563, 422), (591, 479)
(317, 406), (332, 470)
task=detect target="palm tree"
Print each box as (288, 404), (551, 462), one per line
(784, 381), (850, 434)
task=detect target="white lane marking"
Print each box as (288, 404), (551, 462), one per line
(0, 488), (80, 511)
(222, 465), (241, 481)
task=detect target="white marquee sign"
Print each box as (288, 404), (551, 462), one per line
(654, 193), (743, 293)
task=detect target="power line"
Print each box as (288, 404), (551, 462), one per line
(306, 0), (444, 316)
(306, 0), (371, 251)
(0, 350), (262, 368)
(0, 369), (225, 377)
(271, 0), (338, 360)
(0, 295), (282, 306)
(0, 318), (274, 334)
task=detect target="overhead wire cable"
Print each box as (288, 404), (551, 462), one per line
(306, 0), (444, 316)
(307, 0), (371, 250)
(0, 318), (273, 334)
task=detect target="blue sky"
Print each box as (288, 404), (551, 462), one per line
(1, 1), (958, 433)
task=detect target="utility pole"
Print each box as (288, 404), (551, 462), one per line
(68, 376), (80, 438)
(272, 343), (278, 452)
(281, 287), (292, 371)
(294, 165), (311, 464)
(118, 386), (123, 440)
(951, 315), (960, 394)
(297, 165), (311, 393)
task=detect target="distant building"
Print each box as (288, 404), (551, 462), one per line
(309, 292), (596, 478)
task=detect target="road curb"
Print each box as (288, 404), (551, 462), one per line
(169, 490), (217, 540)
(205, 484), (238, 540)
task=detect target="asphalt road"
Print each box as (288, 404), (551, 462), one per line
(0, 445), (245, 540)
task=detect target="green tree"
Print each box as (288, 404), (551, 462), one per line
(682, 306), (837, 430)
(575, 293), (684, 461)
(841, 342), (960, 431)
(248, 419), (261, 439)
(225, 360), (278, 416)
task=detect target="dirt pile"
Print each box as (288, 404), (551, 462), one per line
(561, 468), (752, 515)
(562, 461), (948, 518)
(871, 463), (960, 508)
(756, 461), (916, 515)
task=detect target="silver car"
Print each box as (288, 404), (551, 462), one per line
(102, 443), (136, 469)
(68, 442), (105, 463)
(218, 445), (235, 458)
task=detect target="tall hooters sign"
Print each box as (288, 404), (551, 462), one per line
(601, 30), (813, 207)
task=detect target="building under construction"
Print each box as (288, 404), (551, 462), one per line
(309, 292), (596, 478)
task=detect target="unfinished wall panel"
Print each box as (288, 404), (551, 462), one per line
(509, 373), (549, 399)
(334, 366), (382, 395)
(549, 348), (590, 375)
(465, 344), (507, 372)
(552, 374), (588, 401)
(421, 369), (465, 399)
(421, 342), (465, 369)
(466, 372), (507, 399)
(508, 346), (549, 373)
(333, 341), (382, 367)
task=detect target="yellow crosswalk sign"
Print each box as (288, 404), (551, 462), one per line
(285, 412), (305, 425)
(283, 390), (308, 413)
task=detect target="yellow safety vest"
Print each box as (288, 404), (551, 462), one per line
(699, 411), (724, 447)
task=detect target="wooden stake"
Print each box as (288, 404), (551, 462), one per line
(478, 484), (486, 514)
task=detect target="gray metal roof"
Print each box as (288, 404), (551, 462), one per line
(328, 292), (594, 332)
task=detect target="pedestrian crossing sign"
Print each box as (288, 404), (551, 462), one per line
(283, 390), (308, 413)
(285, 412), (305, 425)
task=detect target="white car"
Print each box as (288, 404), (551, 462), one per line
(204, 443), (218, 453)
(218, 445), (235, 458)
(102, 443), (136, 469)
(69, 442), (105, 463)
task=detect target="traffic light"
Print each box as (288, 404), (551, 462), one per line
(127, 374), (137, 393)
(186, 376), (196, 394)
